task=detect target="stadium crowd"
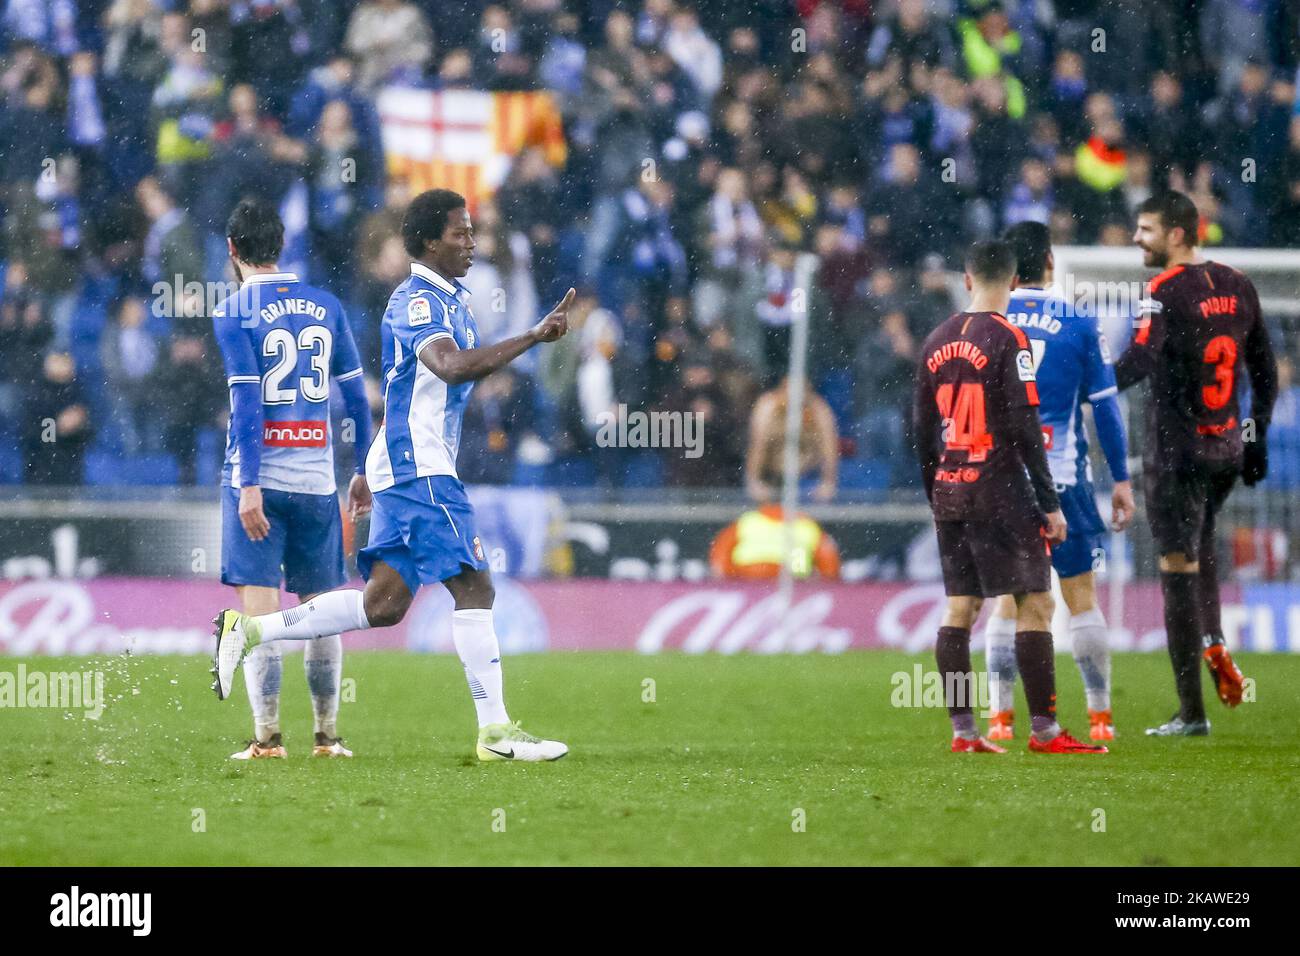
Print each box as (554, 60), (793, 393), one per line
(1, 0), (1299, 491)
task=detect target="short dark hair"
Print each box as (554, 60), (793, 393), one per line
(402, 189), (467, 258)
(226, 198), (284, 266)
(1002, 220), (1051, 285)
(1138, 190), (1199, 246)
(964, 239), (1017, 284)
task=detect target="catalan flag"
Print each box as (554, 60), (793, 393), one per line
(377, 87), (566, 211)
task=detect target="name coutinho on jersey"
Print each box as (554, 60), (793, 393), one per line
(926, 340), (989, 373)
(264, 421), (328, 447)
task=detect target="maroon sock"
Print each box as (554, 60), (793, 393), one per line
(1014, 630), (1057, 730)
(1161, 571), (1206, 722)
(935, 626), (976, 732)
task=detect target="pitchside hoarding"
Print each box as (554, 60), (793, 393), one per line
(0, 576), (1295, 657)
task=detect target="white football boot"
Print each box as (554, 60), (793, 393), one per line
(476, 721), (568, 762)
(211, 609), (261, 700)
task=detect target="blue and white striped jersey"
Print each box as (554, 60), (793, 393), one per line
(1003, 285), (1118, 487)
(213, 272), (364, 494)
(366, 262), (480, 492)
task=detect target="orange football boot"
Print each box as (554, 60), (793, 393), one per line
(987, 710), (1015, 741)
(1088, 709), (1115, 741)
(951, 735), (1007, 754)
(1203, 643), (1245, 707)
(1028, 729), (1108, 754)
(230, 734), (287, 760)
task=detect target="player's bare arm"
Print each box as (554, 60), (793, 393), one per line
(238, 484), (270, 542)
(347, 473), (372, 520)
(419, 288), (575, 386)
(1110, 480), (1134, 531)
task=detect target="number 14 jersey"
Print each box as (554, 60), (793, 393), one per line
(914, 310), (1047, 522)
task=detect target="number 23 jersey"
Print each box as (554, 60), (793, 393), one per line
(213, 272), (364, 494)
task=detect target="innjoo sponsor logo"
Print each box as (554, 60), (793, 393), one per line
(50, 886), (151, 936)
(0, 663), (104, 719)
(264, 420), (328, 447)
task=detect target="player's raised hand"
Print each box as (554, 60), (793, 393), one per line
(1043, 509), (1068, 545)
(1110, 479), (1135, 531)
(239, 485), (270, 542)
(347, 473), (372, 521)
(532, 288), (575, 343)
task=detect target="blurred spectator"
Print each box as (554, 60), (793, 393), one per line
(459, 367), (542, 485)
(855, 308), (917, 478)
(228, 0), (309, 117)
(22, 351), (92, 485)
(692, 166), (764, 330)
(155, 319), (224, 485)
(99, 296), (159, 455)
(657, 352), (745, 487)
(575, 305), (636, 486)
(302, 98), (370, 296)
(0, 261), (53, 432)
(663, 8), (723, 105)
(137, 175), (204, 312)
(345, 0), (433, 93)
(867, 143), (952, 268)
(1003, 157), (1053, 226)
(150, 13), (223, 207)
(744, 377), (839, 504)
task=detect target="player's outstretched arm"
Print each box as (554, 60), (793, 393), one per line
(419, 288), (575, 385)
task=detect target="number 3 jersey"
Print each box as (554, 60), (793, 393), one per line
(213, 272), (365, 494)
(913, 310), (1058, 522)
(1115, 262), (1276, 470)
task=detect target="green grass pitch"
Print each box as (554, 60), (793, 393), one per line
(2, 650), (1297, 866)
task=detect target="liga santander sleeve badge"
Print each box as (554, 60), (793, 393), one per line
(408, 295), (432, 327)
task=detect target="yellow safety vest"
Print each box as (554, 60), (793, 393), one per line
(731, 511), (822, 578)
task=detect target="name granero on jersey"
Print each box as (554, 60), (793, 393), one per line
(260, 298), (328, 324)
(926, 340), (989, 373)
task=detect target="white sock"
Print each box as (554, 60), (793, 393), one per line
(304, 634), (342, 738)
(1070, 607), (1111, 711)
(985, 614), (1018, 713)
(452, 608), (509, 727)
(242, 642), (282, 742)
(254, 589), (370, 642)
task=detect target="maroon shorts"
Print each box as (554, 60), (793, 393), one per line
(1145, 463), (1237, 562)
(935, 516), (1051, 598)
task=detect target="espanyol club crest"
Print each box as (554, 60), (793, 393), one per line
(472, 536), (485, 561)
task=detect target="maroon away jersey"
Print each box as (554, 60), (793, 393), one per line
(914, 311), (1043, 521)
(1120, 262), (1273, 468)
